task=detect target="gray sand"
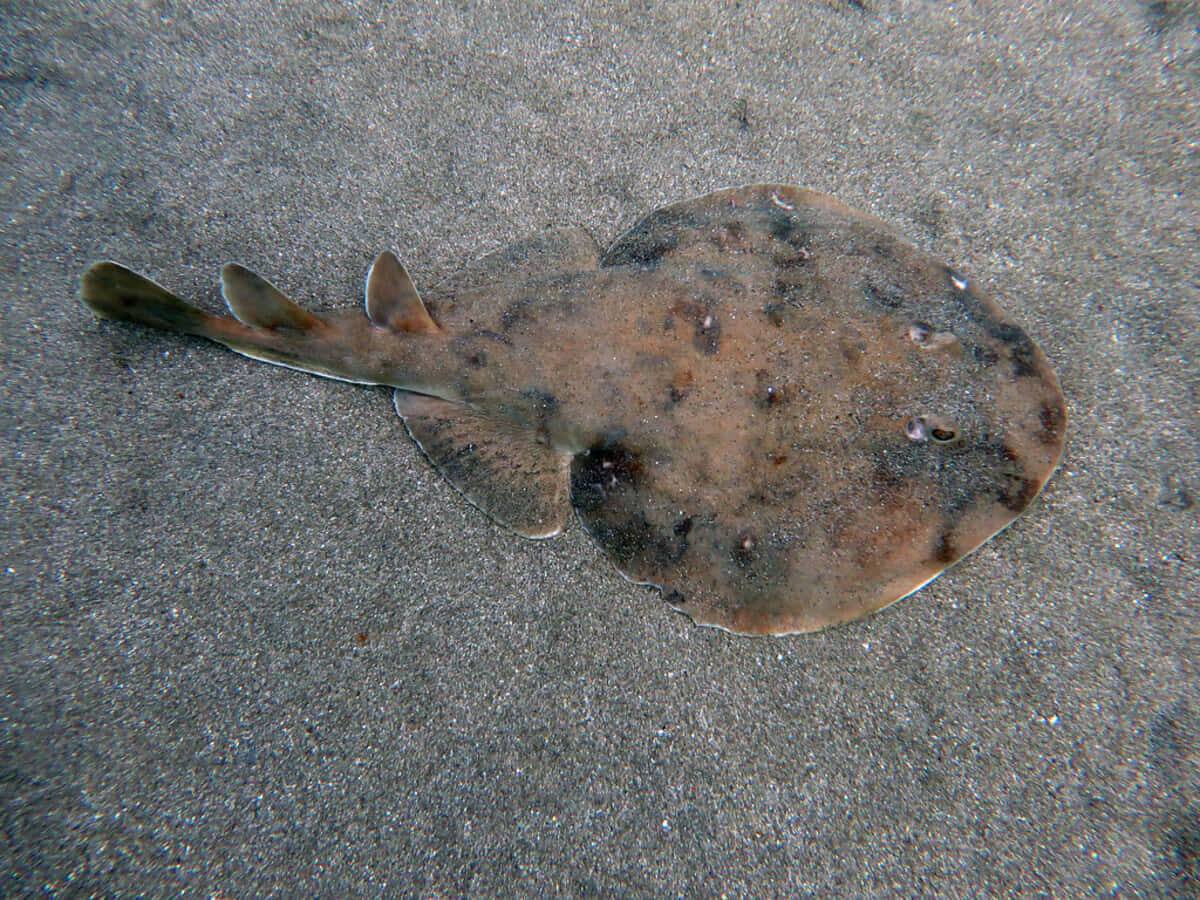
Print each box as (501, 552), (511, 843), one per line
(2, 1), (1197, 895)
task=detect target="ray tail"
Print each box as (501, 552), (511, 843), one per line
(80, 258), (455, 391)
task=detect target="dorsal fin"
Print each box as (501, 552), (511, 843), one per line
(366, 251), (440, 334)
(221, 263), (323, 331)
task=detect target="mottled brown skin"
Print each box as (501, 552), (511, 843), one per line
(81, 185), (1066, 635)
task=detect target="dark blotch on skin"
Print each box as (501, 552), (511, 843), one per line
(943, 272), (1024, 347)
(840, 338), (866, 368)
(769, 208), (799, 243)
(478, 329), (513, 347)
(603, 209), (705, 268)
(772, 246), (811, 269)
(667, 369), (694, 406)
(970, 441), (1042, 513)
(499, 296), (537, 331)
(712, 222), (746, 248)
(968, 341), (999, 368)
(609, 233), (677, 268)
(988, 321), (1041, 378)
(768, 207), (820, 255)
(774, 278), (806, 307)
(869, 399), (1056, 555)
(693, 311), (721, 355)
(522, 388), (558, 408)
(972, 441), (1041, 514)
(569, 499), (690, 573)
(762, 302), (787, 327)
(588, 512), (689, 571)
(931, 532), (958, 564)
(570, 439), (643, 511)
(731, 530), (759, 569)
(571, 440), (688, 573)
(520, 388), (559, 430)
(668, 300), (720, 354)
(997, 474), (1041, 513)
(862, 277), (905, 309)
(876, 434), (1039, 526)
(871, 461), (905, 491)
(453, 336), (489, 369)
(1037, 400), (1066, 446)
(674, 517), (694, 537)
(869, 442), (931, 488)
(872, 237), (901, 262)
(754, 369), (794, 410)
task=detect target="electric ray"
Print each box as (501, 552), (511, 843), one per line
(81, 185), (1066, 635)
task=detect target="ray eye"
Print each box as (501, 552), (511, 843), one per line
(908, 322), (933, 344)
(905, 417), (929, 441)
(906, 414), (960, 444)
(908, 322), (961, 353)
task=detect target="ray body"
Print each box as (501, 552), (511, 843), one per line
(81, 185), (1066, 635)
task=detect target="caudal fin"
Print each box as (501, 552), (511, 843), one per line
(81, 262), (216, 336)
